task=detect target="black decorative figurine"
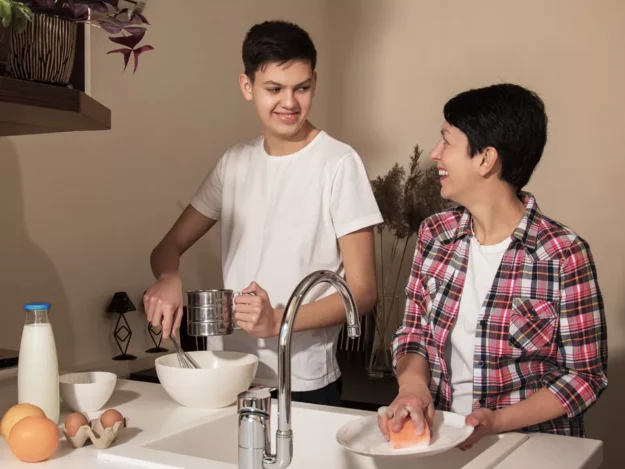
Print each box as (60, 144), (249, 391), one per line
(145, 323), (168, 353)
(106, 291), (137, 360)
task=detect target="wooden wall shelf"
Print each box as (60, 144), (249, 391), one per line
(0, 77), (111, 137)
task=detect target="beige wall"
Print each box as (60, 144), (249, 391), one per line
(326, 1), (625, 467)
(1, 0), (623, 466)
(0, 0), (331, 366)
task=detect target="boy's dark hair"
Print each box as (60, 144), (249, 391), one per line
(443, 83), (548, 191)
(242, 20), (317, 80)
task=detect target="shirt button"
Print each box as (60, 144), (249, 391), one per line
(479, 398), (486, 406)
(478, 360), (485, 368)
(480, 319), (487, 327)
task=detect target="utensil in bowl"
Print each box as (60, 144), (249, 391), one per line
(170, 335), (200, 369)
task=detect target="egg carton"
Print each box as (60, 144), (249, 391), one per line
(61, 415), (128, 449)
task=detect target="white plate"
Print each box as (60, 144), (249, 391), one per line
(336, 410), (474, 458)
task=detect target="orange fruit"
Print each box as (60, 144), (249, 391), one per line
(0, 403), (46, 441)
(8, 416), (59, 462)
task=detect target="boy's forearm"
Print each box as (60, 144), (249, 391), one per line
(149, 206), (218, 280)
(150, 242), (181, 279)
(273, 226), (378, 334)
(275, 282), (376, 334)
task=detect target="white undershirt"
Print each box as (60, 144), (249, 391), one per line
(445, 234), (511, 415)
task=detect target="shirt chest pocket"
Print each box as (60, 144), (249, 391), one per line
(508, 298), (558, 353)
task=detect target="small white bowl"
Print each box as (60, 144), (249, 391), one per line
(155, 350), (259, 409)
(59, 371), (117, 413)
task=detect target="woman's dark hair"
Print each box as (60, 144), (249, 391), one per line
(444, 83), (548, 190)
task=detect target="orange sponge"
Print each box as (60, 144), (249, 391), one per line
(387, 417), (431, 449)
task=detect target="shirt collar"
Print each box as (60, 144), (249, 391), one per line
(453, 191), (541, 251)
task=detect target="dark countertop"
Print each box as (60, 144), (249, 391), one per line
(0, 349), (18, 369)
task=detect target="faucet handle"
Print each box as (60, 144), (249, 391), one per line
(237, 387), (272, 414)
(237, 387), (273, 467)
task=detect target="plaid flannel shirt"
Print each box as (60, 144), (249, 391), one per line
(392, 192), (608, 437)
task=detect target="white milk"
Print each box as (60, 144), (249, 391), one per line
(17, 323), (60, 424)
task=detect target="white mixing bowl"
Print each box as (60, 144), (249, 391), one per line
(59, 371), (117, 413)
(155, 350), (259, 409)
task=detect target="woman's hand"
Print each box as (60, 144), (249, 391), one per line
(377, 383), (435, 440)
(458, 408), (501, 450)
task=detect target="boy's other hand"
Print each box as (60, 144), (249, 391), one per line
(234, 282), (281, 338)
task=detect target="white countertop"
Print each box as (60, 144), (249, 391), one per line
(0, 376), (603, 468)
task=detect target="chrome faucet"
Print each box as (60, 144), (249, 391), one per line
(237, 270), (361, 469)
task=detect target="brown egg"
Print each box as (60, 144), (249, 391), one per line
(63, 412), (89, 437)
(100, 409), (124, 429)
(8, 416), (59, 462)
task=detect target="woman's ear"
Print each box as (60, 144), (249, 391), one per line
(478, 147), (499, 177)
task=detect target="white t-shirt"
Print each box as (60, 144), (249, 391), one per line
(444, 235), (511, 415)
(190, 131), (383, 391)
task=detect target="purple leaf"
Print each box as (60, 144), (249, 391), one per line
(90, 2), (109, 13)
(132, 45), (154, 73)
(107, 48), (132, 71)
(108, 35), (134, 48)
(114, 7), (132, 21)
(113, 19), (132, 27)
(124, 26), (145, 35)
(109, 30), (145, 49)
(134, 12), (150, 25)
(86, 0), (114, 12)
(101, 22), (122, 34)
(73, 4), (89, 19)
(134, 44), (154, 54)
(128, 11), (148, 25)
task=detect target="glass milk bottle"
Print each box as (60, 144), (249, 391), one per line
(17, 302), (60, 424)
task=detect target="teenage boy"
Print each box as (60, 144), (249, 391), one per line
(143, 20), (383, 406)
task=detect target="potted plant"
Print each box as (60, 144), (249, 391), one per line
(0, 0), (153, 86)
(366, 145), (452, 377)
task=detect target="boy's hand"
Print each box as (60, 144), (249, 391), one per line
(143, 273), (184, 339)
(234, 282), (281, 338)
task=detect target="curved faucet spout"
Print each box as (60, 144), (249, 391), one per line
(270, 270), (360, 469)
(237, 270), (361, 469)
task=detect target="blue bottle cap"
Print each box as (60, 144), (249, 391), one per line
(24, 302), (51, 311)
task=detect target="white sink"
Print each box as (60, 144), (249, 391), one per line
(99, 402), (528, 469)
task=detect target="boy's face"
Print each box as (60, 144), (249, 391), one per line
(239, 60), (316, 140)
(430, 122), (485, 204)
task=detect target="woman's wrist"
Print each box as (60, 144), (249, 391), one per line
(491, 409), (506, 434)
